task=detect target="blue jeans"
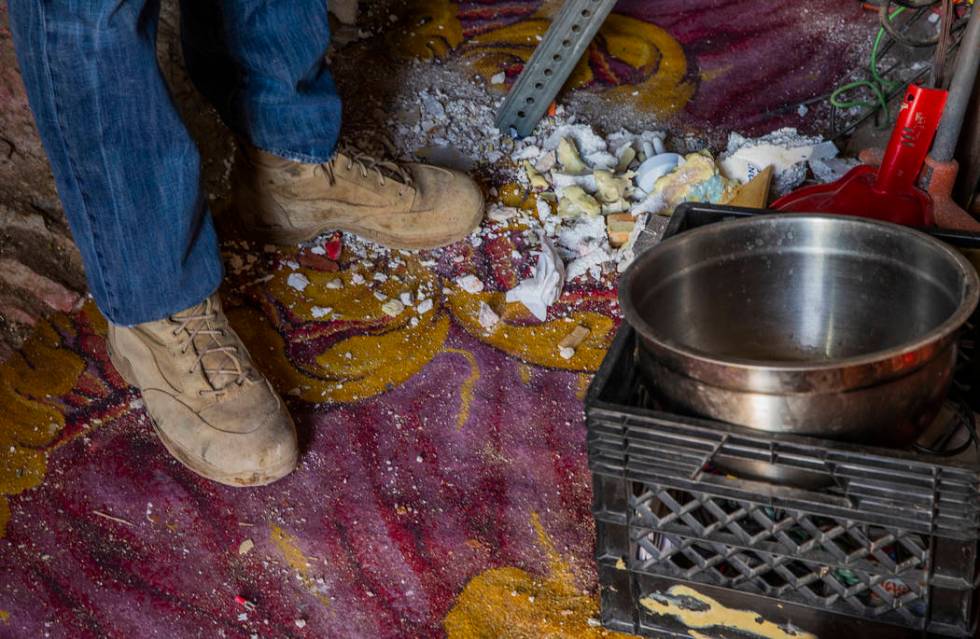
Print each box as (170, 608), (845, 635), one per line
(7, 0), (342, 325)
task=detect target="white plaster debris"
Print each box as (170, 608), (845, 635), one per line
(310, 245), (327, 255)
(416, 298), (434, 314)
(810, 156), (861, 183)
(551, 172), (598, 195)
(286, 273), (310, 292)
(351, 273), (365, 285)
(326, 278), (343, 289)
(490, 71), (506, 85)
(478, 302), (500, 332)
(535, 150), (557, 173)
(399, 291), (414, 307)
(381, 299), (405, 317)
(295, 620), (307, 629)
(557, 137), (589, 174)
(720, 128), (838, 196)
(512, 145), (541, 162)
(456, 274), (485, 294)
(545, 125), (618, 171)
(487, 204), (521, 223)
(311, 306), (332, 319)
(505, 236), (565, 321)
(381, 67), (844, 326)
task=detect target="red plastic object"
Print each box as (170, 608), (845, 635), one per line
(773, 85), (948, 226)
(325, 232), (343, 261)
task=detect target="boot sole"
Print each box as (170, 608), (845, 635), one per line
(106, 344), (296, 487)
(230, 181), (485, 250)
(240, 217), (481, 251)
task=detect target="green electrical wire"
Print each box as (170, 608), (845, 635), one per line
(830, 6), (907, 123)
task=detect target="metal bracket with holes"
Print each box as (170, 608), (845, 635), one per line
(494, 0), (619, 137)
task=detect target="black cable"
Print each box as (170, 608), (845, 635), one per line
(912, 396), (978, 457)
(831, 10), (967, 138)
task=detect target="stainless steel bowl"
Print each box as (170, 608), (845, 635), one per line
(620, 214), (980, 444)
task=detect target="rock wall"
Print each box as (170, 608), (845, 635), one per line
(0, 1), (360, 360)
(0, 5), (85, 360)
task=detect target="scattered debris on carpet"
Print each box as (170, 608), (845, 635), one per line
(222, 68), (847, 333)
(504, 234), (565, 322)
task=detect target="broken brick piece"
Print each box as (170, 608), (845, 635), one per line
(606, 213), (636, 248)
(298, 252), (339, 272)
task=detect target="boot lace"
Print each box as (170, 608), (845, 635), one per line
(170, 299), (256, 398)
(317, 148), (414, 193)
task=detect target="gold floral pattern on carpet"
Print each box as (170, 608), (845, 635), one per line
(0, 314), (85, 537)
(389, 1), (697, 119)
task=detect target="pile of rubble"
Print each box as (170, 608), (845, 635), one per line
(380, 72), (847, 323)
(223, 70), (852, 344)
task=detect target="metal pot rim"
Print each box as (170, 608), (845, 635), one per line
(620, 213), (980, 373)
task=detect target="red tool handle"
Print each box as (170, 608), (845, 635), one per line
(874, 85), (947, 194)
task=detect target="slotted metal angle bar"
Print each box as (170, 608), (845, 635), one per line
(494, 0), (619, 137)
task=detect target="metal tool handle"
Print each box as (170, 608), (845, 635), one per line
(494, 0), (618, 137)
(874, 84), (948, 193)
(932, 5), (980, 162)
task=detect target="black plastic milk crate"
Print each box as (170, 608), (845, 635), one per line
(586, 204), (980, 638)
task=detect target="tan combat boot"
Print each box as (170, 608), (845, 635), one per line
(106, 294), (298, 487)
(231, 145), (484, 249)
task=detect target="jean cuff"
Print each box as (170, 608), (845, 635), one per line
(106, 262), (223, 327)
(254, 144), (337, 165)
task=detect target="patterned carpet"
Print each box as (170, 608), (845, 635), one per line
(391, 0), (874, 135)
(0, 2), (874, 637)
(0, 237), (616, 639)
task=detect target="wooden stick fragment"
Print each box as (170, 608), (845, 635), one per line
(558, 325), (591, 359)
(92, 510), (135, 527)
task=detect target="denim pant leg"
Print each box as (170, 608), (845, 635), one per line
(7, 0), (223, 325)
(179, 0), (342, 164)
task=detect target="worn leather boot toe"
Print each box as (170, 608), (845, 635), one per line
(107, 294), (298, 487)
(231, 144), (484, 250)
